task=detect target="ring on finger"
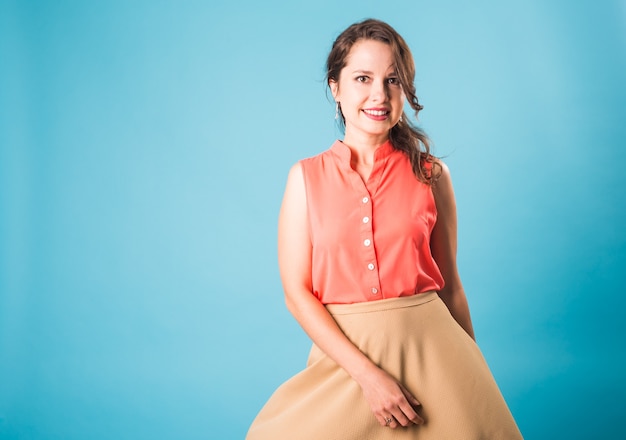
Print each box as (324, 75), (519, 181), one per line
(385, 417), (393, 426)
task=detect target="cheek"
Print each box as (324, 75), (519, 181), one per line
(341, 89), (363, 108)
(392, 91), (406, 111)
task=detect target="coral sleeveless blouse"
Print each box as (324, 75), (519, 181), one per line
(300, 140), (444, 305)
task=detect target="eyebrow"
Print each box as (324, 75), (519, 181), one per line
(351, 69), (397, 75)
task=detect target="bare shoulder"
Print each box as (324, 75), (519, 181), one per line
(289, 161), (302, 179)
(431, 158), (455, 202)
(433, 157), (450, 176)
(280, 161), (307, 221)
(283, 161), (306, 198)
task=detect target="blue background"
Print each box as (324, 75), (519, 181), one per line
(1, 1), (625, 438)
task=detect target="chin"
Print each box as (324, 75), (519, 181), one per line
(365, 124), (392, 136)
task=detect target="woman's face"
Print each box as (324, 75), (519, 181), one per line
(330, 39), (405, 144)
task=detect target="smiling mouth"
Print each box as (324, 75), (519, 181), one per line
(363, 109), (390, 117)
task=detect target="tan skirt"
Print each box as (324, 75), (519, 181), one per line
(246, 292), (523, 439)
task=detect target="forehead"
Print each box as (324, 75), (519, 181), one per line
(344, 39), (395, 71)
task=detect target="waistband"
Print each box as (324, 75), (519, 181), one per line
(325, 291), (439, 316)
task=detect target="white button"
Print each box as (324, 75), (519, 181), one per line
(371, 288), (378, 294)
(367, 263), (375, 270)
(362, 196), (369, 203)
(362, 216), (369, 224)
(364, 239), (371, 246)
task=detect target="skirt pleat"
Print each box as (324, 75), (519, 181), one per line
(246, 292), (523, 439)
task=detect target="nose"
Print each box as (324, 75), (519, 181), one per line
(370, 79), (388, 102)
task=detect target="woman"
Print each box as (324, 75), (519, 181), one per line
(247, 19), (523, 439)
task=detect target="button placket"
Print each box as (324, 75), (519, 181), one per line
(359, 193), (380, 296)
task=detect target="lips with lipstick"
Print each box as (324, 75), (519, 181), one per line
(363, 108), (391, 121)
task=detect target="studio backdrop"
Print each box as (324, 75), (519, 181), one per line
(1, 1), (625, 439)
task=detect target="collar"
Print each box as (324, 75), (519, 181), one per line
(330, 139), (395, 165)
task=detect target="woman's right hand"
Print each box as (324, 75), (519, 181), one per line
(357, 366), (425, 429)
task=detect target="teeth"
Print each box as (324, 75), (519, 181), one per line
(364, 109), (388, 116)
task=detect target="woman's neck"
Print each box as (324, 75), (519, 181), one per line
(341, 132), (389, 167)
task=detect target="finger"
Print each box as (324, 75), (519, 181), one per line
(399, 399), (425, 425)
(399, 387), (425, 424)
(384, 415), (398, 429)
(400, 384), (422, 408)
(376, 414), (392, 428)
(396, 400), (424, 425)
(398, 398), (424, 425)
(407, 393), (422, 409)
(390, 407), (415, 427)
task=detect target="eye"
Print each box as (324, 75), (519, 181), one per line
(356, 75), (369, 83)
(387, 77), (400, 85)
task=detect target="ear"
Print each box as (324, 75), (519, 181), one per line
(329, 79), (339, 100)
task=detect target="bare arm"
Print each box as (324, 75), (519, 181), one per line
(278, 163), (424, 428)
(430, 161), (476, 340)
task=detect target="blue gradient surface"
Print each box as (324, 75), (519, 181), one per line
(1, 1), (625, 438)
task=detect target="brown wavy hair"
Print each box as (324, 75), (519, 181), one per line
(326, 18), (439, 184)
